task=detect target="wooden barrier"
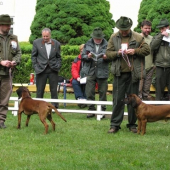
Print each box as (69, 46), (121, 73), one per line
(13, 83), (164, 93)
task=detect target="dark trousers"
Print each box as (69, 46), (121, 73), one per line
(72, 79), (86, 99)
(155, 66), (170, 100)
(85, 74), (108, 110)
(36, 66), (59, 107)
(110, 72), (138, 129)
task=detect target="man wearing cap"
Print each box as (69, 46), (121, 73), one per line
(0, 14), (21, 128)
(81, 27), (109, 118)
(150, 19), (170, 100)
(106, 16), (150, 133)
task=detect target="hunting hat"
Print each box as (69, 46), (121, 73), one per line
(116, 16), (133, 30)
(0, 14), (13, 25)
(90, 27), (105, 39)
(156, 19), (169, 28)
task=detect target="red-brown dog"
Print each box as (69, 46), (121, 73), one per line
(16, 86), (67, 134)
(124, 94), (170, 135)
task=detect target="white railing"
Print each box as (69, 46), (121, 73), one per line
(9, 97), (170, 121)
(8, 97), (116, 120)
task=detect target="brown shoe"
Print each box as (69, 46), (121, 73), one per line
(108, 128), (119, 134)
(129, 127), (137, 133)
(87, 114), (95, 118)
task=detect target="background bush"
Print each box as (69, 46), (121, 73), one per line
(134, 0), (170, 36)
(29, 0), (114, 45)
(13, 42), (113, 84)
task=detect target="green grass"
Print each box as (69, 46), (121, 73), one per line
(1, 92), (170, 170)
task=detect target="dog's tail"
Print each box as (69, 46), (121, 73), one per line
(49, 104), (67, 122)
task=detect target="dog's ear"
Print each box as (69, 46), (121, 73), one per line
(16, 87), (22, 99)
(131, 97), (137, 108)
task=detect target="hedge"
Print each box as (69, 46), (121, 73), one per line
(12, 42), (113, 83)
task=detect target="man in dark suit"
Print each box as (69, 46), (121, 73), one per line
(31, 28), (62, 108)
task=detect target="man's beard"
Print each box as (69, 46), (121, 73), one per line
(2, 30), (9, 35)
(143, 31), (150, 37)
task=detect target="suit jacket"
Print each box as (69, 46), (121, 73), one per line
(31, 38), (62, 74)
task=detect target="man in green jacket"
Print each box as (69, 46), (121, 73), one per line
(106, 16), (150, 133)
(150, 19), (170, 100)
(138, 20), (155, 100)
(0, 14), (21, 128)
(81, 27), (109, 118)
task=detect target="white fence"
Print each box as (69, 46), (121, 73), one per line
(9, 97), (115, 121)
(9, 97), (170, 121)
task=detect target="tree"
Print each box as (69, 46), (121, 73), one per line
(29, 0), (115, 45)
(134, 0), (154, 33)
(135, 0), (170, 35)
(147, 0), (170, 35)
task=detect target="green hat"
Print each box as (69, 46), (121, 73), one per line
(90, 27), (105, 39)
(0, 14), (13, 25)
(116, 16), (133, 30)
(156, 19), (169, 28)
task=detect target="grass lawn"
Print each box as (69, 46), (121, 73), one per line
(1, 92), (170, 170)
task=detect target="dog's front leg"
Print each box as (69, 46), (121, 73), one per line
(141, 119), (147, 135)
(137, 119), (141, 134)
(17, 110), (22, 129)
(26, 115), (31, 127)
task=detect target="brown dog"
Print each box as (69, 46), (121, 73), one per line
(124, 94), (170, 135)
(16, 86), (67, 134)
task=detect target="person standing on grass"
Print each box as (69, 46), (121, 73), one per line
(0, 14), (21, 128)
(150, 19), (170, 100)
(70, 44), (87, 108)
(81, 27), (109, 118)
(138, 20), (155, 101)
(106, 16), (150, 134)
(32, 28), (62, 108)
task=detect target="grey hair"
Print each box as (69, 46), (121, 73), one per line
(42, 28), (51, 34)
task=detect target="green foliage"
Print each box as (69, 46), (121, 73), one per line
(135, 0), (170, 35)
(13, 42), (113, 83)
(147, 0), (170, 35)
(61, 45), (79, 56)
(13, 54), (34, 84)
(59, 55), (75, 79)
(19, 42), (33, 54)
(29, 0), (115, 45)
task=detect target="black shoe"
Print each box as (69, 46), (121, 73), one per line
(129, 127), (137, 133)
(101, 115), (105, 119)
(87, 114), (95, 118)
(78, 104), (87, 108)
(0, 122), (6, 129)
(108, 128), (119, 134)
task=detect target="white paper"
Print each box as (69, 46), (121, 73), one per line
(11, 41), (17, 49)
(162, 29), (170, 43)
(121, 43), (128, 51)
(80, 77), (87, 84)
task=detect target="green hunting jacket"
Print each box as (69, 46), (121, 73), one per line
(106, 31), (150, 83)
(150, 33), (170, 68)
(0, 33), (21, 75)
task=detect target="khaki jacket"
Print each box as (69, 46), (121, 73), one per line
(106, 31), (150, 82)
(0, 33), (21, 75)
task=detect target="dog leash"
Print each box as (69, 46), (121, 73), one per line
(121, 51), (131, 68)
(9, 68), (13, 92)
